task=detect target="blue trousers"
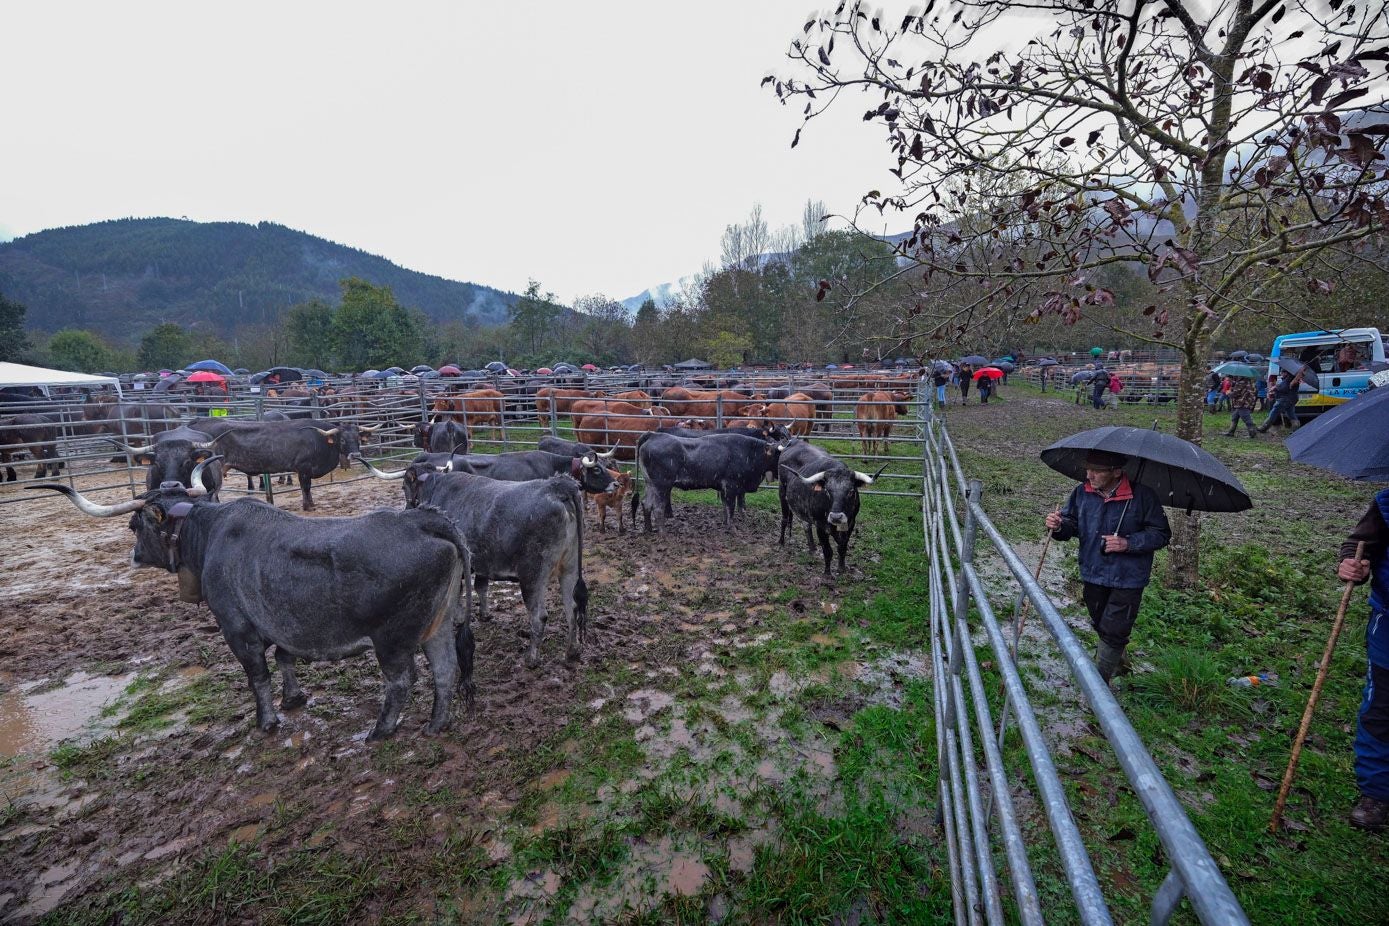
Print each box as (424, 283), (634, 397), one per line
(1358, 610), (1389, 801)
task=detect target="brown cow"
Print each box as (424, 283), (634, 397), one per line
(432, 389), (504, 433)
(760, 393), (817, 438)
(534, 387), (598, 420)
(611, 389), (652, 409)
(855, 391), (911, 456)
(659, 386), (762, 420)
(574, 411), (676, 461)
(584, 467), (634, 534)
(567, 399), (650, 421)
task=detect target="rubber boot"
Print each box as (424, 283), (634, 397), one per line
(1350, 795), (1388, 831)
(1223, 426), (1235, 437)
(1096, 641), (1126, 684)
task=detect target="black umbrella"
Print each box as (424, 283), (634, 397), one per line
(1037, 358), (1060, 367)
(1070, 370), (1096, 385)
(1276, 356), (1320, 390)
(1041, 425), (1252, 514)
(961, 354), (989, 366)
(251, 367), (304, 384)
(411, 364), (434, 374)
(1228, 350), (1248, 361)
(931, 359), (955, 374)
(1286, 387), (1389, 481)
(484, 361), (508, 374)
(991, 360), (1016, 373)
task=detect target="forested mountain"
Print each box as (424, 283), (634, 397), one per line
(0, 218), (517, 337)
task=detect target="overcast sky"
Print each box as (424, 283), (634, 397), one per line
(1, 1), (901, 305)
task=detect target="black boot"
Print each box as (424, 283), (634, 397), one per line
(1223, 427), (1235, 437)
(1350, 795), (1388, 831)
(1096, 642), (1125, 684)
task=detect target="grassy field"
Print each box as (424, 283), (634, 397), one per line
(939, 382), (1386, 924)
(21, 389), (1387, 924)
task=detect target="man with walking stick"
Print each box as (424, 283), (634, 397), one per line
(1336, 496), (1389, 830)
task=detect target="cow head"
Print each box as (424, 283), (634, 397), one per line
(890, 391), (910, 415)
(29, 457), (219, 581)
(412, 422), (431, 449)
(570, 453), (618, 494)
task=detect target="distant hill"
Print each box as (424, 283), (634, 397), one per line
(0, 218), (518, 338)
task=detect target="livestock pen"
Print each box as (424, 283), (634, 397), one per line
(7, 366), (1373, 923)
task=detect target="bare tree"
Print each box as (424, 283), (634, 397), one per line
(770, 0), (1389, 583)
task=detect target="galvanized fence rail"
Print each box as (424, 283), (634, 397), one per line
(920, 409), (1250, 925)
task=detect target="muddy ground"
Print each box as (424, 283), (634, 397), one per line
(0, 464), (924, 924)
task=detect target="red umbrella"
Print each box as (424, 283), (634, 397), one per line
(972, 367), (1005, 381)
(581, 363), (599, 372)
(186, 370), (226, 383)
(438, 365), (463, 376)
(536, 367), (554, 375)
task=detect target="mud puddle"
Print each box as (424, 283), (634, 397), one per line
(0, 671), (135, 759)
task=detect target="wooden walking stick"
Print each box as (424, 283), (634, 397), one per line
(1270, 541), (1366, 833)
(1010, 503), (1061, 658)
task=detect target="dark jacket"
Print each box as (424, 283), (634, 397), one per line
(1340, 489), (1389, 629)
(1052, 476), (1171, 589)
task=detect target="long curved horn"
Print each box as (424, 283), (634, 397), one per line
(357, 457), (406, 480)
(358, 423), (381, 433)
(26, 484), (146, 517)
(581, 453), (596, 467)
(192, 431), (227, 451)
(800, 471), (827, 485)
(186, 455), (222, 497)
(596, 449), (616, 460)
(104, 437), (156, 456)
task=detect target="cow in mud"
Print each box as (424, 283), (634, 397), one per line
(110, 426), (225, 499)
(31, 468), (475, 740)
(0, 414), (62, 480)
(394, 463), (590, 668)
(192, 418), (375, 510)
(368, 449), (617, 492)
(778, 440), (885, 576)
(634, 431), (781, 532)
(855, 391), (911, 456)
(587, 467), (633, 534)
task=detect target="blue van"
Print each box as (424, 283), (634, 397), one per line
(1267, 327), (1385, 418)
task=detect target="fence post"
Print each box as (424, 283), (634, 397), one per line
(548, 393), (558, 436)
(716, 393), (724, 428)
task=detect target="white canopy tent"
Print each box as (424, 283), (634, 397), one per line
(0, 361), (123, 398)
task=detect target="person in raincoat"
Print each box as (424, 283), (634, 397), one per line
(1337, 495), (1389, 830)
(1045, 450), (1171, 682)
(1223, 375), (1258, 437)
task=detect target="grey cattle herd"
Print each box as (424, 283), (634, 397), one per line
(31, 405), (890, 742)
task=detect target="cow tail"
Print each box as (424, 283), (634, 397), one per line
(416, 503), (474, 674)
(563, 479), (589, 643)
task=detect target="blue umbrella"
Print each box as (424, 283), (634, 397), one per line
(1212, 362), (1258, 379)
(187, 359), (233, 375)
(961, 354), (989, 366)
(1286, 387), (1389, 481)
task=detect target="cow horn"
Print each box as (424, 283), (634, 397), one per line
(597, 450), (616, 460)
(581, 453), (595, 466)
(318, 427), (340, 438)
(358, 423), (381, 433)
(26, 484), (147, 517)
(357, 458), (406, 480)
(800, 470), (827, 485)
(186, 455), (222, 497)
(193, 432), (227, 451)
(105, 437), (156, 456)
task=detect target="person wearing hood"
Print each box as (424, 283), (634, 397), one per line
(1045, 450), (1172, 682)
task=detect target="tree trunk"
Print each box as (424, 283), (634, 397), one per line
(1166, 321), (1211, 588)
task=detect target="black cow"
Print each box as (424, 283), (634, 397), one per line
(537, 435), (601, 458)
(413, 420), (471, 455)
(376, 449), (617, 490)
(32, 471), (474, 740)
(195, 418), (375, 509)
(397, 466), (589, 668)
(777, 440), (884, 575)
(0, 414), (61, 480)
(634, 431), (780, 531)
(112, 427), (224, 499)
(656, 424), (791, 443)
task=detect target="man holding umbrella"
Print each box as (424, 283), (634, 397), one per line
(1257, 364), (1307, 433)
(1045, 450), (1172, 682)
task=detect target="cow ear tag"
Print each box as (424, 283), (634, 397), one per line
(812, 484), (824, 493)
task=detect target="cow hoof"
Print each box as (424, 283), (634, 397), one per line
(565, 648), (582, 664)
(366, 726), (396, 742)
(421, 721), (450, 737)
(524, 652), (541, 669)
(258, 715), (282, 733)
(281, 693), (308, 711)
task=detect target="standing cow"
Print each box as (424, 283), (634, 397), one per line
(855, 391), (910, 456)
(32, 470), (475, 741)
(635, 431), (781, 531)
(778, 440), (885, 576)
